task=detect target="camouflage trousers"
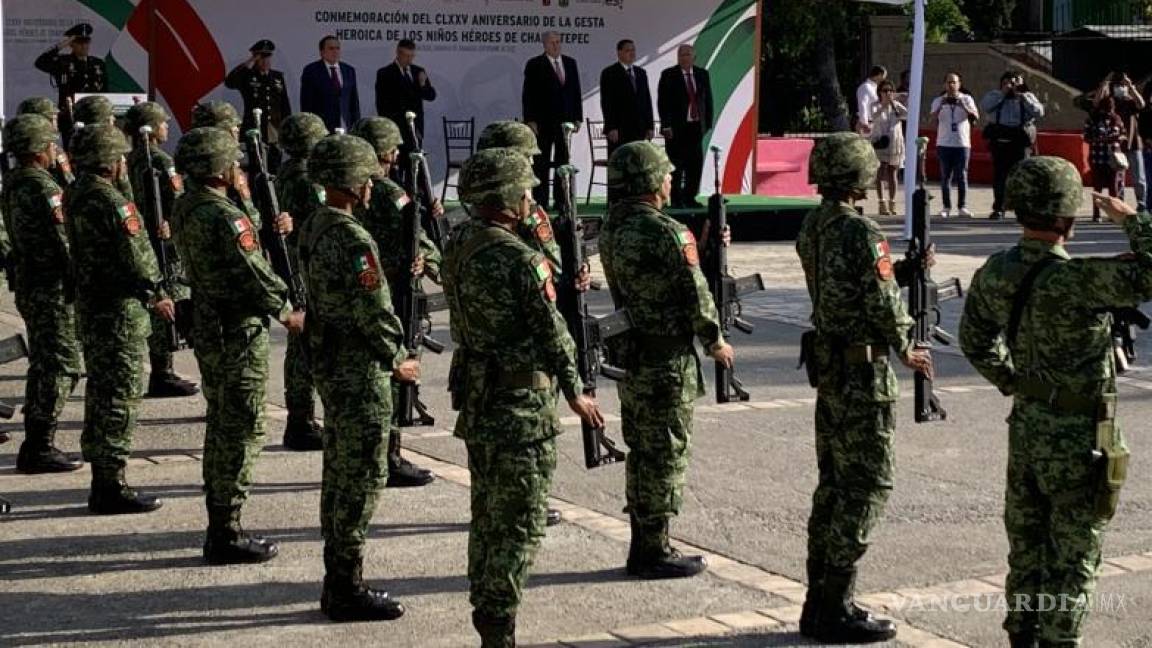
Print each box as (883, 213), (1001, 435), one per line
(467, 437), (556, 617)
(77, 298), (149, 476)
(619, 350), (700, 526)
(315, 362), (391, 573)
(807, 393), (895, 570)
(1002, 402), (1119, 645)
(15, 288), (81, 428)
(194, 312), (270, 511)
(284, 329), (316, 414)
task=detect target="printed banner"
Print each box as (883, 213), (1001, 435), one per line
(3, 0), (759, 193)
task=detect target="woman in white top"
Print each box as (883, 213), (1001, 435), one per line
(870, 80), (908, 215)
(930, 72), (979, 217)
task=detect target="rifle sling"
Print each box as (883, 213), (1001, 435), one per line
(1006, 256), (1062, 348)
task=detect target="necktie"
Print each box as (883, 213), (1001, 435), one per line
(404, 67), (413, 84)
(685, 72), (699, 121)
(628, 67), (636, 91)
(329, 65), (341, 90)
(553, 58), (565, 86)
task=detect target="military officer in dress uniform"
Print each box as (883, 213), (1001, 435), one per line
(34, 23), (108, 148)
(224, 40), (292, 173)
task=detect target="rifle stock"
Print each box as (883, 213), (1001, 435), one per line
(138, 126), (183, 351)
(244, 118), (306, 310)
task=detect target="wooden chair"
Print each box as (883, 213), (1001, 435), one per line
(585, 119), (609, 204)
(441, 117), (475, 202)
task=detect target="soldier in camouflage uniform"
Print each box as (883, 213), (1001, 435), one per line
(17, 96), (76, 189)
(172, 127), (303, 564)
(189, 101), (264, 229)
(445, 148), (603, 647)
(598, 141), (730, 580)
(794, 132), (932, 643)
(349, 116), (437, 487)
(297, 134), (418, 621)
(65, 123), (173, 514)
(1, 114), (83, 474)
(960, 158), (1152, 648)
(124, 101), (200, 398)
(271, 112), (329, 451)
(72, 95), (116, 128)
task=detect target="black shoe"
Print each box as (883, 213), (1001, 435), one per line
(204, 532), (279, 565)
(1009, 632), (1038, 648)
(89, 483), (163, 515)
(283, 415), (324, 451)
(989, 211), (1004, 220)
(472, 610), (516, 648)
(387, 456), (434, 488)
(146, 372), (200, 398)
(814, 567), (897, 644)
(799, 558), (823, 637)
(626, 548), (707, 580)
(323, 586), (406, 622)
(16, 443), (83, 474)
(546, 508), (562, 527)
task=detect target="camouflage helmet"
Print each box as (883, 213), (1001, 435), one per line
(477, 120), (540, 158)
(458, 147), (539, 210)
(16, 96), (59, 121)
(73, 95), (115, 126)
(123, 101), (170, 136)
(1005, 156), (1085, 219)
(175, 127), (242, 179)
(351, 117), (403, 158)
(280, 113), (329, 157)
(3, 114), (58, 156)
(308, 134), (380, 190)
(69, 123), (131, 170)
(807, 132), (879, 193)
(608, 141), (674, 196)
(190, 100), (240, 131)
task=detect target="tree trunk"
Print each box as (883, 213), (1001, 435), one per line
(813, 17), (850, 131)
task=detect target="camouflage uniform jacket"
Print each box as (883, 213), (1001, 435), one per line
(277, 158), (324, 250)
(443, 218), (583, 444)
(64, 173), (164, 304)
(358, 172), (441, 285)
(1, 167), (70, 294)
(960, 216), (1152, 396)
(297, 205), (407, 373)
(171, 183), (290, 323)
(521, 205), (563, 275)
(127, 143), (184, 241)
(600, 198), (722, 350)
(795, 200), (914, 402)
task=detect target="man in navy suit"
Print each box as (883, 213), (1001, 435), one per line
(522, 31), (583, 209)
(375, 39), (436, 149)
(658, 44), (714, 208)
(299, 35), (360, 132)
(600, 39), (654, 157)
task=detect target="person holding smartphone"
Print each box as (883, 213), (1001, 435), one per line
(1095, 71), (1146, 211)
(931, 72), (979, 218)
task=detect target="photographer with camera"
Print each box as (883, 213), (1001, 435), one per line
(930, 72), (979, 218)
(981, 70), (1044, 220)
(224, 40), (292, 172)
(1093, 71), (1146, 212)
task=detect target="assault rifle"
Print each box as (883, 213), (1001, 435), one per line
(704, 146), (763, 403)
(404, 111), (448, 253)
(906, 137), (963, 423)
(245, 109), (307, 310)
(138, 126), (185, 350)
(396, 149), (447, 427)
(1109, 307), (1150, 373)
(554, 164), (630, 468)
(0, 333), (31, 515)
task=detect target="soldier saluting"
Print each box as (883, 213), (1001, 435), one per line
(34, 23), (108, 145)
(224, 40), (292, 173)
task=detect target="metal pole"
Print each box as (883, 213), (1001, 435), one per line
(903, 0), (927, 239)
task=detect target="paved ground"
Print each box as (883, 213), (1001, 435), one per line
(3, 186), (1152, 647)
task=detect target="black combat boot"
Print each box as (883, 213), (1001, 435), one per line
(799, 557), (824, 637)
(472, 609), (516, 648)
(1008, 610), (1039, 648)
(385, 430), (433, 487)
(546, 508), (562, 526)
(1009, 633), (1038, 648)
(203, 504), (279, 565)
(321, 556), (406, 622)
(814, 567), (897, 644)
(88, 469), (163, 515)
(625, 514), (707, 580)
(16, 420), (83, 474)
(146, 354), (200, 398)
(283, 406), (324, 451)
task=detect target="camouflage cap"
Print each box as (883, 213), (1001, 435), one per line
(123, 101), (170, 136)
(190, 100), (241, 131)
(73, 95), (115, 126)
(309, 134), (380, 190)
(1005, 156), (1085, 219)
(69, 122), (131, 170)
(3, 114), (58, 156)
(175, 127), (242, 179)
(458, 147), (539, 210)
(808, 132), (878, 194)
(351, 117), (403, 158)
(607, 141), (674, 196)
(279, 112), (329, 157)
(16, 96), (59, 121)
(477, 120), (540, 158)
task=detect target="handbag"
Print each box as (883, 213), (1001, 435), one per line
(1110, 150), (1130, 172)
(872, 135), (891, 151)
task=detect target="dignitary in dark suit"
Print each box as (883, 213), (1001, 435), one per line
(658, 44), (714, 208)
(522, 31), (583, 209)
(299, 36), (361, 132)
(600, 40), (654, 157)
(375, 40), (437, 148)
(225, 39), (292, 171)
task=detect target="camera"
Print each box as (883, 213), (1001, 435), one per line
(945, 96), (959, 105)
